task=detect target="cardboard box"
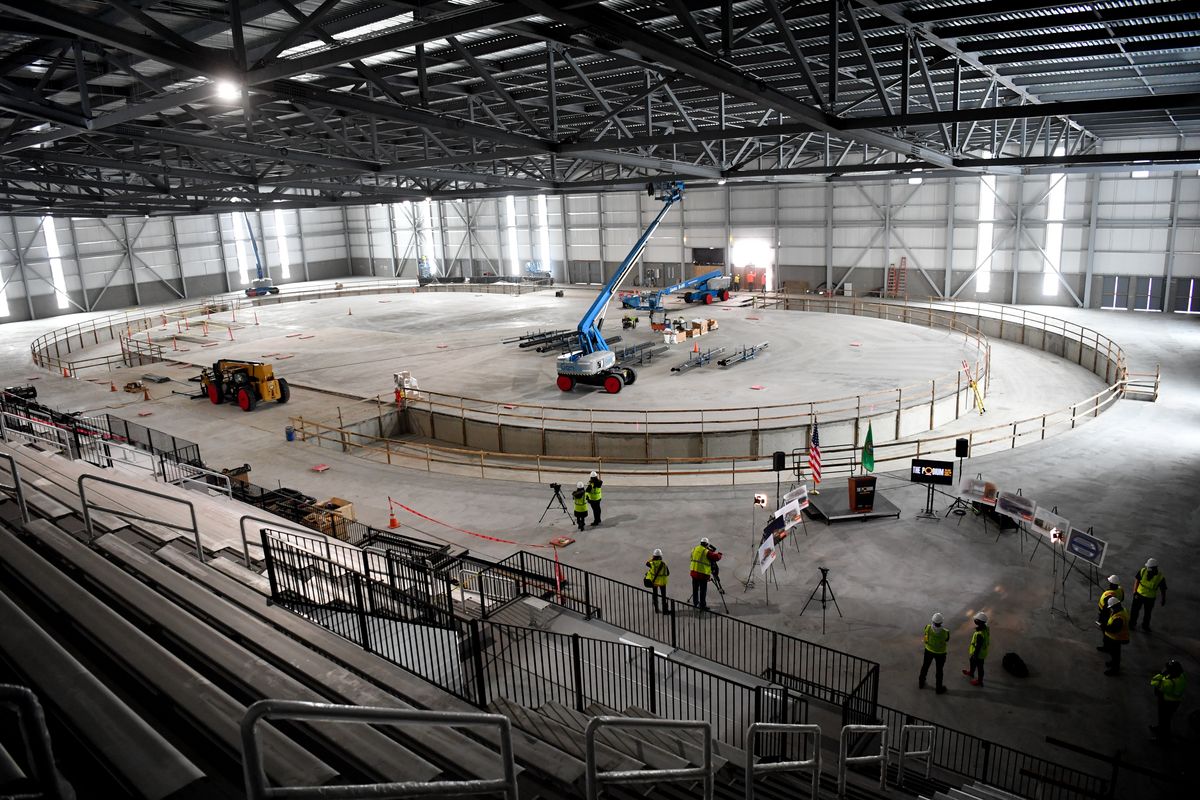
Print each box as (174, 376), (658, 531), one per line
(318, 497), (356, 521)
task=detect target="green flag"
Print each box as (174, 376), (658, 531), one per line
(862, 422), (875, 473)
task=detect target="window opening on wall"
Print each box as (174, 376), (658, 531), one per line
(419, 198), (439, 274)
(505, 195), (520, 276)
(232, 212), (252, 285)
(974, 154), (996, 294)
(42, 216), (70, 309)
(273, 209), (291, 280)
(1133, 276), (1162, 312)
(1174, 277), (1199, 314)
(537, 194), (552, 272)
(0, 267), (10, 316)
(1042, 154), (1066, 296)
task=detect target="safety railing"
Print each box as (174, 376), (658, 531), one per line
(78, 474), (202, 561)
(897, 724), (935, 788)
(158, 456), (232, 498)
(0, 451), (30, 524)
(240, 517), (343, 568)
(241, 700), (518, 800)
(838, 724), (888, 798)
(0, 685), (68, 800)
(873, 702), (1108, 800)
(585, 717), (713, 800)
(745, 723), (822, 800)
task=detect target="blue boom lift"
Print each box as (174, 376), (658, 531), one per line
(556, 181), (684, 393)
(241, 212), (280, 297)
(620, 268), (731, 310)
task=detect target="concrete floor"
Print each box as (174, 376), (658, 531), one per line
(3, 285), (1197, 786)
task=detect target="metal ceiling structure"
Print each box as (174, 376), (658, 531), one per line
(0, 0), (1197, 217)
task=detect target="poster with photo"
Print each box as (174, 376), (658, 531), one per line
(959, 477), (999, 506)
(774, 499), (805, 531)
(1032, 507), (1070, 540)
(1066, 528), (1108, 568)
(783, 483), (810, 510)
(757, 536), (777, 575)
(996, 491), (1036, 523)
(762, 513), (785, 542)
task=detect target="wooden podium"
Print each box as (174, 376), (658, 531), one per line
(847, 475), (877, 513)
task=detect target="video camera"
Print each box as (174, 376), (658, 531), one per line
(549, 482), (561, 491)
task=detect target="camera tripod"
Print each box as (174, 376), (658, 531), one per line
(798, 567), (843, 634)
(709, 565), (730, 613)
(538, 483), (573, 524)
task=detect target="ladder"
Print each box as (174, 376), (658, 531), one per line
(885, 257), (907, 299)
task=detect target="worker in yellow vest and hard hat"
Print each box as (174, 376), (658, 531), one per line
(1130, 558), (1167, 632)
(585, 470), (603, 527)
(919, 612), (950, 694)
(688, 537), (721, 610)
(571, 482), (588, 532)
(644, 549), (670, 613)
(961, 612), (990, 687)
(1101, 596), (1130, 676)
(1096, 575), (1124, 650)
(1150, 659), (1186, 743)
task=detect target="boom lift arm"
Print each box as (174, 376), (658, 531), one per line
(621, 268), (729, 310)
(556, 181), (684, 393)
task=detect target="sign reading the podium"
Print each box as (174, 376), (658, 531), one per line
(848, 475), (877, 513)
(1066, 528), (1108, 568)
(910, 459), (955, 485)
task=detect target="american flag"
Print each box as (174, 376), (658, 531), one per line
(808, 420), (821, 486)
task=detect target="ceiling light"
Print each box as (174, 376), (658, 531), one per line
(1131, 169), (1150, 179)
(717, 178), (727, 185)
(908, 176), (923, 185)
(215, 80), (240, 101)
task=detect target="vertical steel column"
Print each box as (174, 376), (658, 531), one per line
(120, 217), (141, 306)
(943, 180), (955, 298)
(1082, 173), (1100, 308)
(440, 201), (452, 278)
(824, 183), (834, 292)
(6, 216), (36, 320)
(341, 206), (353, 276)
(1010, 176), (1023, 304)
(465, 200), (478, 279)
(596, 193), (606, 283)
(1162, 141), (1184, 311)
(167, 216), (188, 299)
(882, 183), (892, 285)
(635, 189), (645, 284)
(365, 205), (377, 277)
(66, 217), (90, 311)
(387, 202), (401, 277)
(560, 195), (570, 284)
(495, 197), (506, 276)
(214, 213), (233, 293)
(295, 209), (311, 282)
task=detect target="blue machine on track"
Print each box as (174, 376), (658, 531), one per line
(620, 268), (731, 310)
(556, 181), (684, 393)
(241, 212), (280, 297)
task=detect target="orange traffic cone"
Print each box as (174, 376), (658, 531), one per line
(228, 327), (235, 341)
(172, 337), (179, 351)
(142, 387), (151, 401)
(62, 366), (70, 378)
(348, 307), (353, 316)
(388, 510), (399, 529)
(692, 340), (699, 354)
(110, 381), (117, 392)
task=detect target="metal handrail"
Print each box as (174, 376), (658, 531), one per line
(585, 717), (713, 800)
(745, 722), (821, 800)
(77, 474), (202, 561)
(240, 700), (518, 800)
(159, 455), (233, 498)
(838, 724), (888, 798)
(0, 685), (68, 800)
(897, 724), (935, 787)
(240, 516), (339, 568)
(0, 451), (29, 523)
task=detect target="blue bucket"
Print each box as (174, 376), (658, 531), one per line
(285, 425), (295, 442)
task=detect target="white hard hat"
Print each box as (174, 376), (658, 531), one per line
(974, 612), (988, 624)
(1106, 575), (1120, 584)
(589, 471), (598, 478)
(931, 613), (943, 625)
(1145, 557), (1157, 568)
(653, 548), (662, 557)
(1106, 596), (1122, 608)
(700, 536), (710, 545)
(576, 481), (585, 489)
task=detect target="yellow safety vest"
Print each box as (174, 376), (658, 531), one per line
(923, 624), (949, 654)
(968, 628), (990, 661)
(1105, 609), (1130, 642)
(1136, 568), (1164, 598)
(572, 491), (588, 513)
(644, 558), (669, 587)
(1151, 673), (1186, 703)
(689, 545), (712, 576)
(586, 479), (602, 501)
(1098, 587), (1124, 611)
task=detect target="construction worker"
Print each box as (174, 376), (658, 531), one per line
(644, 549), (670, 613)
(732, 272), (741, 291)
(919, 613), (950, 694)
(571, 482), (588, 532)
(1096, 575), (1124, 649)
(961, 612), (990, 687)
(585, 470), (603, 526)
(689, 537), (722, 610)
(1101, 596), (1130, 676)
(1149, 660), (1186, 742)
(1130, 558), (1167, 632)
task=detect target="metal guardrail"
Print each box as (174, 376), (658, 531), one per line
(239, 516), (338, 568)
(0, 684), (69, 800)
(77, 474), (202, 561)
(0, 451), (30, 524)
(838, 724), (888, 798)
(897, 724), (935, 787)
(585, 717), (713, 800)
(158, 455), (232, 498)
(240, 700), (518, 800)
(745, 723), (822, 800)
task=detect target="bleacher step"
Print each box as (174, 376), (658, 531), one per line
(585, 702), (729, 776)
(625, 704), (751, 768)
(538, 701), (692, 773)
(488, 698), (644, 780)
